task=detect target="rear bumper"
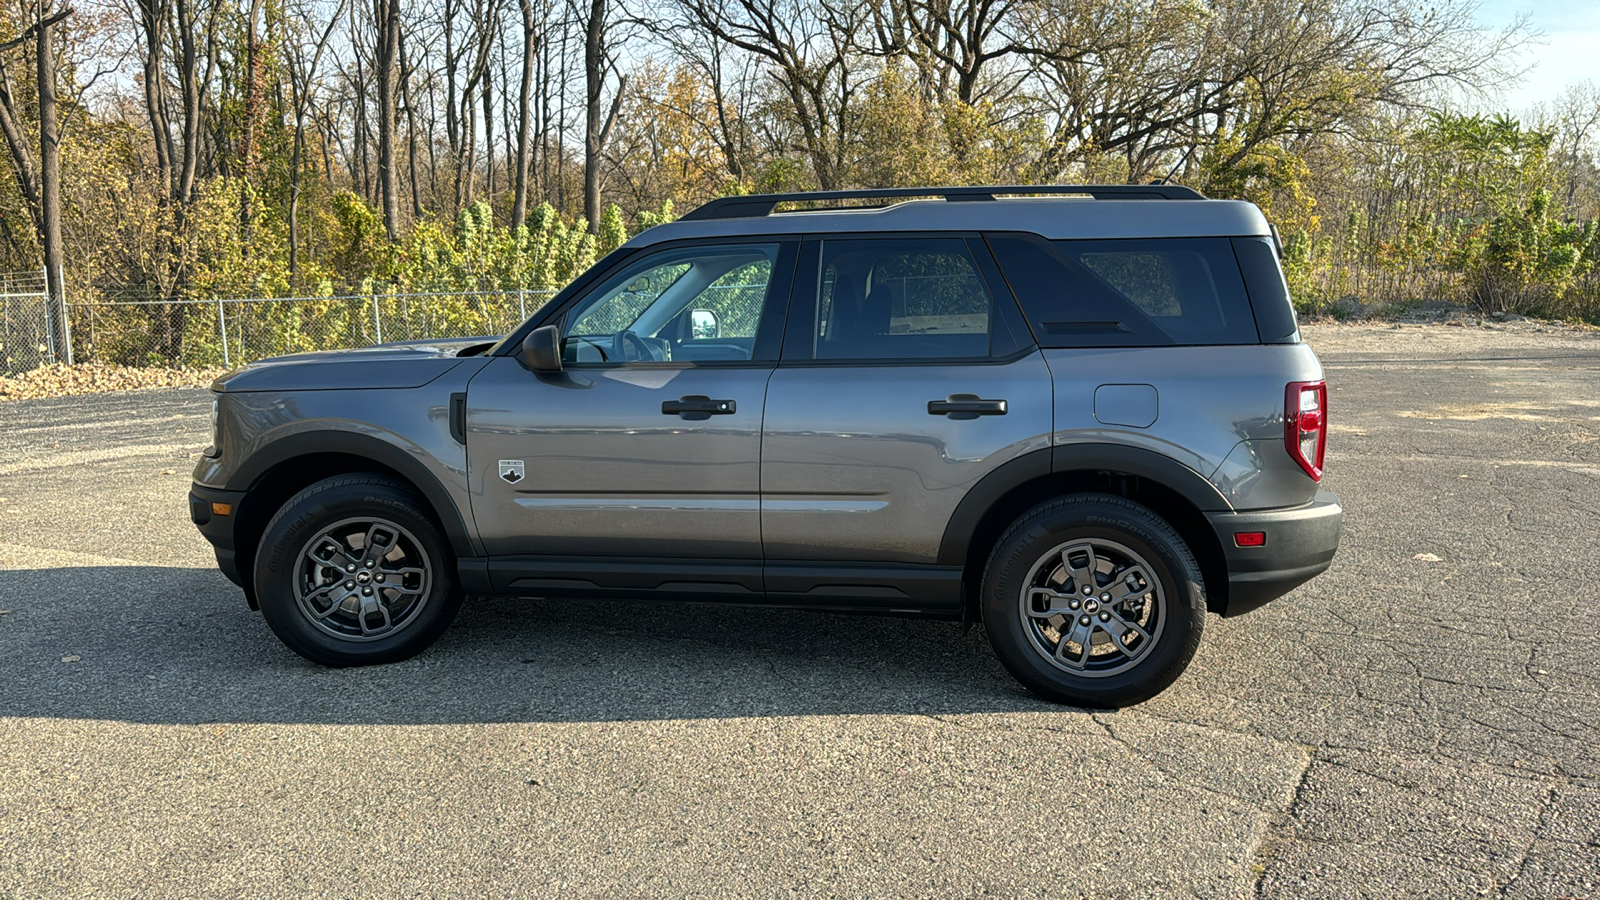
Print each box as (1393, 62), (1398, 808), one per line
(189, 484), (249, 590)
(1205, 490), (1342, 616)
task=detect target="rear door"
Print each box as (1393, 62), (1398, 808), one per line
(467, 239), (796, 593)
(759, 235), (1053, 610)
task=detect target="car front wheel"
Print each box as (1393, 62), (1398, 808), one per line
(252, 475), (463, 667)
(980, 494), (1206, 708)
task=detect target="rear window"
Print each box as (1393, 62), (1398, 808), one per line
(985, 234), (1259, 347)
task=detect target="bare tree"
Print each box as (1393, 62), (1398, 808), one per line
(373, 0), (402, 238)
(580, 0), (625, 230)
(511, 0), (548, 227)
(667, 0), (871, 190)
(0, 1), (72, 355)
(282, 0), (344, 278)
(875, 0), (1033, 106)
(127, 0), (223, 357)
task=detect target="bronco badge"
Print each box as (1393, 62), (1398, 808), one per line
(498, 459), (525, 484)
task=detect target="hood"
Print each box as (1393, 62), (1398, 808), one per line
(214, 336), (498, 392)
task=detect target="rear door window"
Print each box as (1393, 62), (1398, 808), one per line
(985, 234), (1259, 347)
(810, 238), (994, 360)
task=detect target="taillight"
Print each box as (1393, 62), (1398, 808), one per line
(1285, 381), (1327, 480)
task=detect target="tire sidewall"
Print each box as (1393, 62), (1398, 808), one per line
(254, 480), (461, 667)
(981, 497), (1205, 707)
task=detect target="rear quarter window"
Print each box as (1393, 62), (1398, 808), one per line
(1232, 236), (1300, 343)
(985, 234), (1260, 347)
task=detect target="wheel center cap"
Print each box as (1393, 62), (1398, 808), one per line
(1085, 600), (1100, 613)
(357, 572), (371, 583)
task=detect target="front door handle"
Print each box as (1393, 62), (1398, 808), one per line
(663, 395), (737, 419)
(928, 393), (1007, 419)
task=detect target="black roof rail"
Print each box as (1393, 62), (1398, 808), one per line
(680, 184), (1205, 221)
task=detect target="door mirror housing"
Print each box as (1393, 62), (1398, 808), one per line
(519, 324), (563, 373)
(690, 309), (719, 340)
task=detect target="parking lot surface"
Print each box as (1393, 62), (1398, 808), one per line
(2, 322), (1597, 898)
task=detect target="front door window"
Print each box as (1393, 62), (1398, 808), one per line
(564, 244), (780, 364)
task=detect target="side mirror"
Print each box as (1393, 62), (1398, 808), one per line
(519, 324), (563, 373)
(690, 309), (719, 340)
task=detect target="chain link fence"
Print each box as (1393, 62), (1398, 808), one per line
(1, 270), (56, 376)
(63, 289), (559, 369)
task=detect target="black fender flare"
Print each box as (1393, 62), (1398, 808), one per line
(226, 430), (475, 558)
(936, 444), (1231, 566)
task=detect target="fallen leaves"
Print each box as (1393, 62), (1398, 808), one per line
(0, 363), (225, 402)
(1413, 552), (1444, 562)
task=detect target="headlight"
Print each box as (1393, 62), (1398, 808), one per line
(204, 396), (222, 458)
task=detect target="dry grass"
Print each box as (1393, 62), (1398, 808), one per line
(0, 363), (225, 402)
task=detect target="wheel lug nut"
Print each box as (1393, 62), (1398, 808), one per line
(1078, 615), (1091, 626)
(1099, 612), (1110, 622)
(344, 581), (355, 589)
(1100, 593), (1110, 601)
(1069, 599), (1080, 610)
(345, 564), (355, 572)
(1082, 585), (1092, 594)
(362, 587), (373, 595)
(375, 574), (385, 583)
(365, 560), (375, 568)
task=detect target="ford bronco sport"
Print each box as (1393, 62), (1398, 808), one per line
(190, 185), (1342, 707)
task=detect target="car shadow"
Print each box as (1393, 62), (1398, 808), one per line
(0, 565), (1052, 725)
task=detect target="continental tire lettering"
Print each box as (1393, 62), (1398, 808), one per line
(361, 495), (410, 510)
(270, 521), (310, 571)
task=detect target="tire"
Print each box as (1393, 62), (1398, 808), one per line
(980, 494), (1206, 708)
(252, 474), (464, 667)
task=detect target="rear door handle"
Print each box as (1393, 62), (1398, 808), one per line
(662, 395), (737, 419)
(928, 393), (1007, 419)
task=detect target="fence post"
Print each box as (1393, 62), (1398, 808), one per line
(217, 297), (230, 368)
(53, 265), (72, 365)
(371, 291), (383, 344)
(39, 265), (58, 364)
(519, 289), (527, 323)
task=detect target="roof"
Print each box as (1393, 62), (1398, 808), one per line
(623, 197), (1272, 249)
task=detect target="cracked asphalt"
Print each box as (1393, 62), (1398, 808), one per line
(1, 322), (1596, 898)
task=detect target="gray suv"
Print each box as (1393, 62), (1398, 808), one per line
(190, 185), (1341, 707)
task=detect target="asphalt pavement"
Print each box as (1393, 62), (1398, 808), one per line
(1, 322), (1596, 898)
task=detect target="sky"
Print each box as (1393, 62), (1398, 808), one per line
(1474, 0), (1600, 111)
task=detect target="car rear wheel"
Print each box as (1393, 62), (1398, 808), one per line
(980, 494), (1206, 708)
(253, 475), (463, 667)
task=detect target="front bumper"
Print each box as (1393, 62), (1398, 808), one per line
(1205, 490), (1342, 616)
(190, 483), (249, 590)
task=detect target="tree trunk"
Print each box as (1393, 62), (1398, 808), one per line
(512, 0), (537, 228)
(36, 3), (65, 359)
(583, 0), (606, 232)
(239, 0), (265, 241)
(481, 43), (495, 203)
(400, 32), (424, 218)
(137, 0), (173, 193)
(374, 0), (402, 240)
(289, 123), (303, 279)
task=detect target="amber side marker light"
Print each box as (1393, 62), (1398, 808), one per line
(1234, 531), (1266, 547)
(211, 502), (232, 517)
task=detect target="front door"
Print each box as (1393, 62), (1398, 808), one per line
(467, 240), (795, 593)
